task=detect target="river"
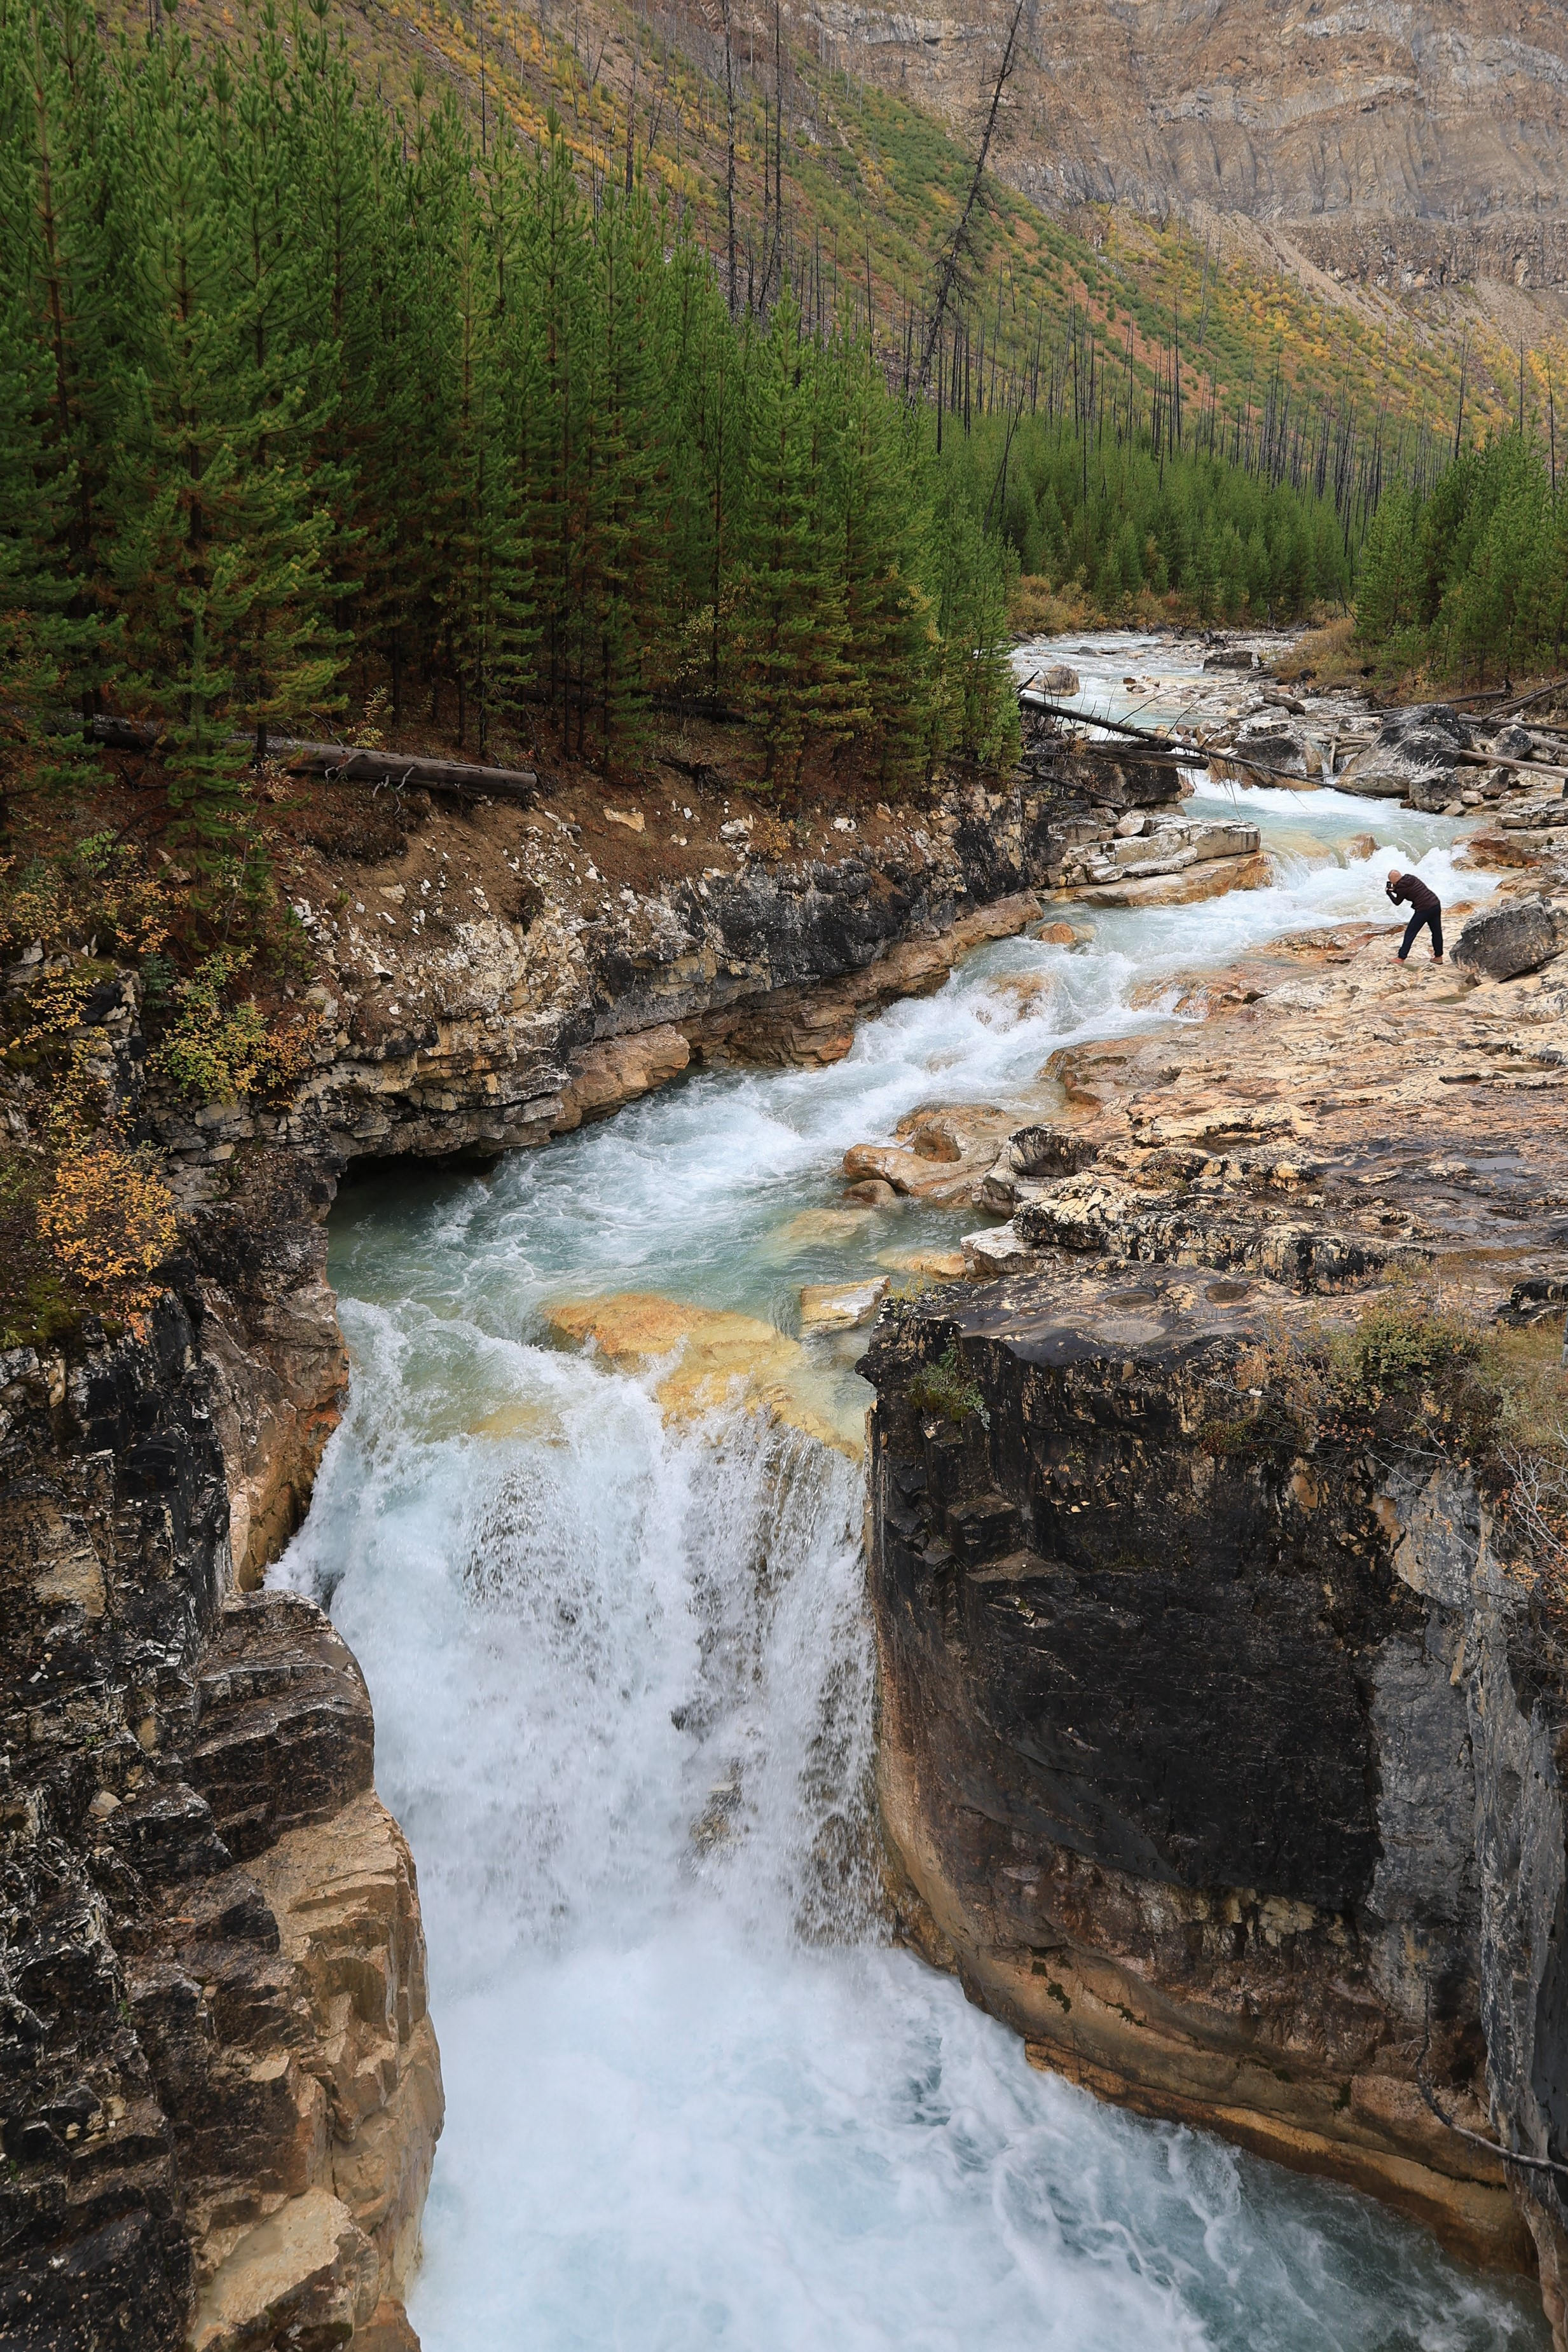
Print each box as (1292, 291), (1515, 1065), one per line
(276, 635), (1548, 2350)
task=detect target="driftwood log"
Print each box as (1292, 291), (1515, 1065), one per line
(1454, 746), (1568, 783)
(1019, 689), (1324, 787)
(1019, 690), (1197, 761)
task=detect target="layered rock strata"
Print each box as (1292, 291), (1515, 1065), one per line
(938, 914), (1568, 1288)
(861, 1269), (1568, 2286)
(819, 0), (1568, 289)
(11, 720), (1562, 2342)
(856, 888), (1568, 2335)
(0, 1301), (440, 2352)
(149, 752), (1260, 1200)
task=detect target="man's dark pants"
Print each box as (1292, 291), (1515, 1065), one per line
(1400, 905), (1443, 959)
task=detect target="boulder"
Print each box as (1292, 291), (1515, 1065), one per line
(877, 1246), (967, 1281)
(1332, 759), (1408, 801)
(1397, 726), (1465, 771)
(1462, 832), (1553, 870)
(1203, 647), (1259, 671)
(1038, 664), (1080, 694)
(1076, 849), (1272, 907)
(799, 1277), (890, 1333)
(1234, 717), (1312, 776)
(1497, 1274), (1568, 1329)
(543, 1291), (861, 1452)
(1336, 704), (1473, 805)
(1451, 899), (1567, 981)
(995, 1124), (1099, 1181)
(961, 1221), (1038, 1277)
(1406, 767), (1466, 815)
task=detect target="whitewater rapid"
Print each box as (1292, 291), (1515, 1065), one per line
(277, 638), (1547, 2349)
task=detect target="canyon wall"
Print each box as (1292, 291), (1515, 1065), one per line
(4, 753), (1133, 2348)
(851, 865), (1568, 2328)
(862, 1253), (1568, 2328)
(0, 1292), (440, 2352)
(154, 749), (1198, 1205)
(10, 727), (1564, 2342)
(814, 0), (1568, 289)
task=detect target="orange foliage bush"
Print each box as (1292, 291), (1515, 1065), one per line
(38, 1144), (178, 1318)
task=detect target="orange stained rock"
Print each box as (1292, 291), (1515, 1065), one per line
(544, 1291), (863, 1455)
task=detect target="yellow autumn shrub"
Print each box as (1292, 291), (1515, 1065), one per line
(149, 952), (324, 1103)
(38, 1144), (178, 1315)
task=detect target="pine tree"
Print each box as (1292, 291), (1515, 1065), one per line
(833, 342), (932, 785)
(0, 0), (125, 731)
(734, 299), (854, 782)
(110, 33), (340, 871)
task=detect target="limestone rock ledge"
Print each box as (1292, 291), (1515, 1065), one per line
(147, 748), (1252, 1197)
(861, 1267), (1568, 2330)
(0, 1303), (441, 2351)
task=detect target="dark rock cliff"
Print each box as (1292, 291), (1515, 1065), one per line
(861, 1265), (1568, 2331)
(0, 1300), (439, 2352)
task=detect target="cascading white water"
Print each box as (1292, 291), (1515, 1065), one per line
(277, 639), (1548, 2349)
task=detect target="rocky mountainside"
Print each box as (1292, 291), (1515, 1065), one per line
(825, 0), (1568, 292)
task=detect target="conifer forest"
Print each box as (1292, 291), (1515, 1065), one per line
(0, 0), (1029, 867)
(0, 0), (1561, 890)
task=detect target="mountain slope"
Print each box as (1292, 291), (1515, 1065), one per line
(122, 0), (1564, 458)
(825, 0), (1568, 295)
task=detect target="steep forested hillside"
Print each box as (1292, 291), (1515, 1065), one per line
(1, 0), (1031, 867)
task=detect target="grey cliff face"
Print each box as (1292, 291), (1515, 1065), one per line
(0, 1303), (441, 2351)
(861, 1267), (1568, 2300)
(816, 0), (1568, 285)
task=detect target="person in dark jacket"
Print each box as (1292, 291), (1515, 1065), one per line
(1386, 868), (1443, 961)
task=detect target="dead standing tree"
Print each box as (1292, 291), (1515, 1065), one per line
(911, 0), (1026, 402)
(719, 0), (738, 312)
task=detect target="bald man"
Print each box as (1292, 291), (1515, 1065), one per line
(1386, 868), (1443, 962)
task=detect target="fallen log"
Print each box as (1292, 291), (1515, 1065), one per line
(72, 714), (539, 804)
(83, 713), (162, 752)
(1488, 675), (1568, 722)
(278, 741), (539, 804)
(1454, 747), (1568, 783)
(1019, 691), (1196, 760)
(1020, 691), (1330, 789)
